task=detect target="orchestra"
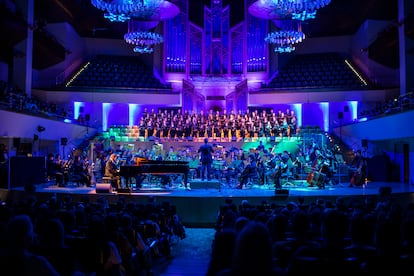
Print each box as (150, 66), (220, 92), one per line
(43, 108), (364, 191)
(43, 136), (353, 191)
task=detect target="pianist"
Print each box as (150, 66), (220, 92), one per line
(105, 153), (121, 190)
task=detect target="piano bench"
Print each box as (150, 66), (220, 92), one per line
(102, 176), (112, 184)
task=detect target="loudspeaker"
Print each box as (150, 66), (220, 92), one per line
(344, 105), (349, 112)
(117, 188), (131, 194)
(85, 114), (90, 122)
(61, 137), (67, 146)
(338, 111), (343, 119)
(96, 183), (112, 193)
(37, 125), (45, 132)
(362, 139), (368, 148)
(13, 137), (20, 148)
(275, 189), (289, 195)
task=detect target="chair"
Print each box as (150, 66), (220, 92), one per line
(244, 167), (261, 187)
(281, 160), (296, 186)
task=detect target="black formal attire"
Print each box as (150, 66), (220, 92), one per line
(198, 140), (214, 181)
(238, 156), (257, 188)
(273, 156), (288, 190)
(105, 157), (120, 189)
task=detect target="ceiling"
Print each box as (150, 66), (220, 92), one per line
(0, 0), (407, 70)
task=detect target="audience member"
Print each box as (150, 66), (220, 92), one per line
(0, 214), (60, 275)
(216, 221), (283, 276)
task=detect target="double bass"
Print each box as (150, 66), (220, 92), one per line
(306, 156), (325, 188)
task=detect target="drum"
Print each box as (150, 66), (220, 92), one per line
(307, 171), (325, 187)
(313, 171), (326, 187)
(320, 163), (330, 175)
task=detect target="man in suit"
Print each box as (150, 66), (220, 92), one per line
(105, 153), (120, 190)
(198, 138), (214, 181)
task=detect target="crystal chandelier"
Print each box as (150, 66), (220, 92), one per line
(91, 0), (164, 22)
(91, 0), (179, 53)
(265, 29), (305, 53)
(265, 20), (305, 53)
(124, 20), (163, 53)
(249, 0), (331, 21)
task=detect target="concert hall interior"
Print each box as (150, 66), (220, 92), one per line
(1, 1), (414, 274)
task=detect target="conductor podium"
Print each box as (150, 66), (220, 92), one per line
(190, 179), (220, 190)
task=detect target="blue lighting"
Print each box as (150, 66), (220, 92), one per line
(129, 104), (138, 126)
(320, 102), (329, 132)
(293, 103), (302, 127)
(74, 102), (83, 121)
(350, 101), (358, 121)
(103, 103), (111, 132)
(292, 10), (317, 21)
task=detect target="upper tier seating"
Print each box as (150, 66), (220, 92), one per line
(68, 55), (172, 90)
(262, 52), (369, 90)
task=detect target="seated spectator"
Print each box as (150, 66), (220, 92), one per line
(35, 218), (77, 276)
(217, 221), (283, 276)
(0, 214), (60, 275)
(206, 228), (237, 276)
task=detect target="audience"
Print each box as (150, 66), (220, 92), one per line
(1, 172), (414, 276)
(0, 214), (60, 275)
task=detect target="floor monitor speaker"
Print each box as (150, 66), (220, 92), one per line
(275, 189), (289, 195)
(117, 188), (132, 194)
(96, 183), (112, 193)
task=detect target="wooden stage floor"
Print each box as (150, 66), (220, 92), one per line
(3, 178), (414, 227)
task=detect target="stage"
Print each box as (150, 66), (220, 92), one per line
(0, 179), (414, 227)
(2, 177), (414, 228)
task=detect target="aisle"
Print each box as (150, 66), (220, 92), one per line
(157, 228), (216, 276)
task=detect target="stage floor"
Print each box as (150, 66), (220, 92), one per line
(4, 178), (414, 227)
(9, 178), (414, 197)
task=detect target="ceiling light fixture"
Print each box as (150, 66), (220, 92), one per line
(249, 0), (331, 21)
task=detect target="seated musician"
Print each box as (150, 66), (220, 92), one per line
(223, 153), (243, 186)
(237, 154), (257, 189)
(54, 153), (69, 186)
(349, 150), (367, 187)
(105, 153), (121, 190)
(46, 153), (65, 186)
(273, 153), (289, 190)
(72, 155), (91, 187)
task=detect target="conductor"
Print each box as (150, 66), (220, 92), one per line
(198, 138), (214, 181)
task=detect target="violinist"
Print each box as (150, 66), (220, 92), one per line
(73, 155), (91, 187)
(237, 154), (257, 189)
(46, 153), (65, 187)
(54, 153), (69, 186)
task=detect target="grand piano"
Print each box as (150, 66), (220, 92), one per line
(119, 159), (190, 188)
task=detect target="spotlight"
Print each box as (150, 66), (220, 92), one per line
(61, 137), (68, 146)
